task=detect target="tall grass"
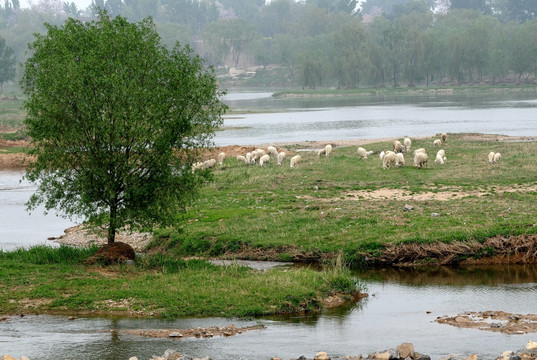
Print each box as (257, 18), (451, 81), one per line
(0, 245), (98, 264)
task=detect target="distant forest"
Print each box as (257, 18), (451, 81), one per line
(2, 0), (537, 87)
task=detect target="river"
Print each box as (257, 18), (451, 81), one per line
(2, 89), (537, 359)
(215, 89), (537, 145)
(1, 265), (536, 359)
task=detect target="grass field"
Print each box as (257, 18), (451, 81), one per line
(0, 246), (361, 318)
(155, 134), (537, 264)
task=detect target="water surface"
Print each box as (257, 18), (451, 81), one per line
(1, 265), (536, 360)
(217, 91), (537, 145)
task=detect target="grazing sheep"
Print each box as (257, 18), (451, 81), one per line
(191, 161), (203, 172)
(267, 146), (278, 157)
(366, 150), (374, 156)
(217, 152), (226, 166)
(357, 147), (368, 159)
(277, 152), (286, 165)
(414, 152), (428, 169)
(395, 153), (405, 167)
(317, 148), (326, 157)
(393, 140), (405, 153)
(413, 148), (426, 156)
(259, 154), (270, 166)
(325, 144), (333, 157)
(494, 152), (501, 163)
(202, 159), (217, 169)
(290, 154), (302, 168)
(433, 139), (441, 147)
(404, 137), (411, 152)
(382, 151), (397, 169)
(379, 151), (386, 160)
(488, 151), (495, 163)
(434, 149), (447, 165)
(236, 155), (247, 164)
(246, 152), (252, 164)
(251, 149), (266, 163)
(441, 133), (447, 144)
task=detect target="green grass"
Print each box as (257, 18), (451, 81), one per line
(272, 84), (537, 98)
(157, 134), (537, 263)
(0, 246), (362, 318)
(0, 98), (25, 130)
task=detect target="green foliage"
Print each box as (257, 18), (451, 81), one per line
(21, 12), (226, 243)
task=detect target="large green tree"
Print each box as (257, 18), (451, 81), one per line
(21, 12), (226, 243)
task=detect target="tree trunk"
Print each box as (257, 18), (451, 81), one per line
(108, 202), (117, 243)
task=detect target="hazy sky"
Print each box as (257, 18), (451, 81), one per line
(20, 0), (93, 10)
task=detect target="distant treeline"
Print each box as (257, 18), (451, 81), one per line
(2, 0), (537, 87)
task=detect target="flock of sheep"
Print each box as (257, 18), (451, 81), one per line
(192, 132), (502, 172)
(192, 145), (304, 171)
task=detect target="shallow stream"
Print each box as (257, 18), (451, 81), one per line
(1, 265), (536, 359)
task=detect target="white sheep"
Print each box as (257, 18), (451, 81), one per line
(434, 149), (447, 165)
(202, 159), (217, 169)
(290, 154), (301, 168)
(267, 146), (278, 157)
(414, 152), (428, 169)
(404, 137), (411, 152)
(246, 152), (252, 164)
(277, 152), (286, 165)
(357, 147), (368, 159)
(259, 154), (270, 166)
(325, 144), (333, 157)
(236, 155), (247, 164)
(494, 152), (501, 163)
(488, 151), (495, 163)
(413, 148), (426, 156)
(251, 149), (266, 163)
(395, 153), (405, 167)
(441, 133), (447, 144)
(379, 151), (386, 160)
(393, 140), (405, 153)
(433, 139), (441, 147)
(317, 148), (326, 157)
(217, 152), (226, 166)
(191, 161), (203, 172)
(382, 151), (396, 169)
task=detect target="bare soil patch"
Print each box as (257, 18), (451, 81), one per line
(122, 324), (265, 339)
(51, 225), (152, 252)
(83, 242), (136, 265)
(436, 311), (537, 334)
(300, 185), (537, 202)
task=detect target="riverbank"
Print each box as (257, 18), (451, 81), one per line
(36, 133), (537, 266)
(4, 340), (537, 360)
(271, 83), (537, 98)
(0, 245), (364, 318)
(143, 133), (537, 266)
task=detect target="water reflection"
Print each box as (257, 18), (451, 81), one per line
(356, 264), (537, 286)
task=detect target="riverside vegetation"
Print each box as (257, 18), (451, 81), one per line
(153, 133), (537, 266)
(2, 90), (537, 318)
